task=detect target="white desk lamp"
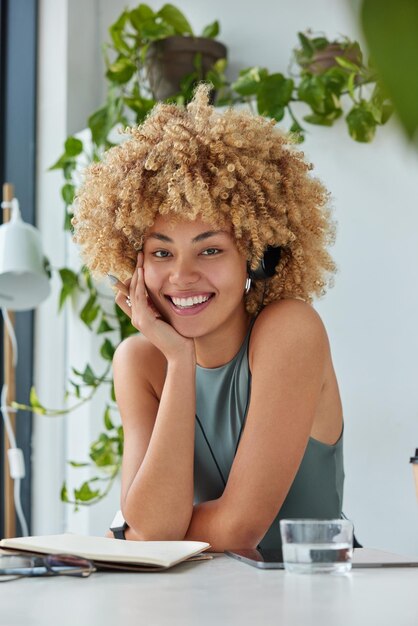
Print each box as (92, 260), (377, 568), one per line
(0, 198), (50, 310)
(1, 182), (51, 537)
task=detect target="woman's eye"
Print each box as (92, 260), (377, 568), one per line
(201, 248), (221, 256)
(153, 250), (171, 258)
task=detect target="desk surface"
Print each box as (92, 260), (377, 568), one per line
(1, 553), (417, 626)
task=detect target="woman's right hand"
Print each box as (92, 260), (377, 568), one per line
(111, 253), (196, 363)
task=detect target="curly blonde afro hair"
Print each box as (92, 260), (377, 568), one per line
(73, 84), (336, 315)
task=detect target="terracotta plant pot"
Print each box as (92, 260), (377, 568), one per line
(146, 35), (227, 101)
(305, 43), (362, 75)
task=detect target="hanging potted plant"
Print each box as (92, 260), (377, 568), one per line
(106, 3), (228, 106)
(145, 31), (227, 101)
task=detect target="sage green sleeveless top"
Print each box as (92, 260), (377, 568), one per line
(194, 318), (344, 549)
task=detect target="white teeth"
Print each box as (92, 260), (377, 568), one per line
(171, 295), (211, 308)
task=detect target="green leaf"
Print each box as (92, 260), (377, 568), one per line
(81, 364), (96, 386)
(289, 121), (305, 143)
(69, 461), (90, 468)
(88, 106), (113, 147)
(90, 434), (117, 467)
(369, 82), (394, 125)
(115, 301), (138, 340)
(106, 57), (137, 85)
(311, 36), (329, 51)
(97, 317), (114, 334)
(82, 265), (95, 290)
(62, 161), (76, 181)
(298, 74), (342, 116)
(109, 10), (131, 54)
(117, 427), (124, 455)
(74, 481), (100, 503)
(335, 56), (360, 72)
(141, 20), (174, 40)
(110, 382), (116, 403)
(64, 209), (73, 232)
(257, 74), (294, 121)
(61, 183), (75, 206)
(58, 268), (79, 311)
(60, 483), (70, 503)
(303, 113), (335, 127)
(231, 67), (269, 96)
(123, 96), (155, 119)
(298, 75), (326, 111)
(48, 154), (73, 172)
(298, 32), (315, 58)
(346, 103), (376, 142)
(49, 137), (83, 172)
(69, 382), (81, 398)
(322, 67), (348, 97)
(100, 338), (115, 361)
(59, 268), (78, 289)
(193, 51), (203, 74)
(213, 58), (227, 74)
(29, 387), (47, 415)
(104, 406), (114, 431)
(129, 5), (155, 32)
(205, 69), (224, 90)
(347, 72), (356, 100)
(157, 4), (194, 35)
(80, 294), (100, 328)
(361, 0), (418, 139)
(64, 136), (83, 157)
(201, 20), (219, 39)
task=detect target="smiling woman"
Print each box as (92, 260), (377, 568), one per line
(72, 84), (345, 551)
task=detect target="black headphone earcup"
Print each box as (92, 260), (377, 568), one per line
(249, 246), (282, 280)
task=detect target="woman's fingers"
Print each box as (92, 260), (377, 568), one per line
(109, 273), (133, 317)
(115, 290), (132, 318)
(109, 252), (161, 324)
(107, 274), (129, 296)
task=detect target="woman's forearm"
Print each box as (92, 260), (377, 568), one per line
(122, 353), (196, 540)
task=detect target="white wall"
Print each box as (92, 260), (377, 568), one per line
(35, 0), (418, 553)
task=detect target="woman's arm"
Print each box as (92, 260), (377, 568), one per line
(113, 253), (197, 540)
(114, 338), (196, 541)
(183, 299), (334, 551)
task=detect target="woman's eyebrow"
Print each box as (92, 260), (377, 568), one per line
(192, 230), (230, 243)
(146, 230), (229, 244)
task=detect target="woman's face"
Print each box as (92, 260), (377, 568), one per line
(142, 214), (248, 339)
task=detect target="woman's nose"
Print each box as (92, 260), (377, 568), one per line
(168, 257), (200, 286)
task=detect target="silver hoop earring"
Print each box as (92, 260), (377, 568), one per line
(244, 277), (252, 294)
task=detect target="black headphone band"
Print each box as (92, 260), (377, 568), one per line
(248, 245), (282, 281)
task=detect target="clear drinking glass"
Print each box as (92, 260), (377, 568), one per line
(279, 519), (354, 574)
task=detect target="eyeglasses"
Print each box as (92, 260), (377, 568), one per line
(0, 553), (96, 582)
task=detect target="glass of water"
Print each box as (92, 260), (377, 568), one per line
(279, 519), (354, 574)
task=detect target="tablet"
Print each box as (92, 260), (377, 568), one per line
(225, 547), (418, 569)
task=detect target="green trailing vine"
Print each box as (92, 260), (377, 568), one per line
(14, 3), (395, 510)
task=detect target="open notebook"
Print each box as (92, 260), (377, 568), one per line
(0, 534), (211, 572)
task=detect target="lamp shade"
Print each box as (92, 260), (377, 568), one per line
(0, 212), (50, 311)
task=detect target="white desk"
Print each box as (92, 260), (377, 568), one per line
(1, 553), (417, 626)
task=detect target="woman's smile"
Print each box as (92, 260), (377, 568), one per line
(164, 292), (215, 315)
